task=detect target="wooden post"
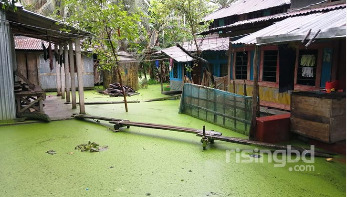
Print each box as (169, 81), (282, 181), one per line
(160, 61), (163, 93)
(60, 44), (65, 99)
(55, 44), (62, 96)
(64, 44), (71, 102)
(227, 37), (232, 91)
(69, 41), (77, 109)
(249, 45), (259, 140)
(75, 38), (85, 114)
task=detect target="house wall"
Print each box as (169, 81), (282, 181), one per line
(102, 62), (139, 90)
(202, 51), (228, 77)
(229, 40), (344, 110)
(16, 51), (94, 91)
(170, 62), (184, 91)
(0, 10), (16, 120)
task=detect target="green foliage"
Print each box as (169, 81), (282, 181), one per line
(61, 0), (144, 71)
(165, 0), (214, 52)
(1, 0), (18, 10)
(147, 78), (159, 85)
(211, 0), (234, 8)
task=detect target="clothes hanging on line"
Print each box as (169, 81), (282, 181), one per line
(169, 58), (173, 71)
(300, 55), (316, 67)
(302, 67), (314, 78)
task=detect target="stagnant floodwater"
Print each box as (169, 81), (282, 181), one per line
(0, 85), (345, 196)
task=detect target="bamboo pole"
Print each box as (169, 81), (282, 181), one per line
(249, 46), (260, 140)
(75, 38), (85, 114)
(69, 41), (77, 109)
(64, 43), (71, 102)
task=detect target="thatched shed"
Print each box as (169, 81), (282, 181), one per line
(102, 51), (139, 90)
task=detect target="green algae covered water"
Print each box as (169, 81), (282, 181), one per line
(0, 85), (345, 196)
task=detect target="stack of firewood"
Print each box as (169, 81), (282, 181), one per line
(14, 81), (32, 93)
(100, 83), (138, 97)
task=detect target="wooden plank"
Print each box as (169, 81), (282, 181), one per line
(27, 53), (39, 86)
(331, 98), (346, 117)
(291, 95), (331, 118)
(16, 52), (27, 81)
(330, 115), (346, 143)
(291, 117), (330, 142)
(75, 115), (332, 157)
(67, 101), (140, 105)
(291, 111), (330, 124)
(19, 97), (42, 113)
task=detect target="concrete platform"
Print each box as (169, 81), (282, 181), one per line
(43, 95), (79, 121)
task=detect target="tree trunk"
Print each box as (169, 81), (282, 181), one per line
(117, 67), (128, 112)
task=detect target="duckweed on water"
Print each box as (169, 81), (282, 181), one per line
(0, 85), (345, 196)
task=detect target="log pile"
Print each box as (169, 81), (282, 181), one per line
(100, 82), (138, 97)
(14, 81), (32, 93)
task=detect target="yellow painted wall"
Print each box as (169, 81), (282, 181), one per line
(229, 84), (291, 107)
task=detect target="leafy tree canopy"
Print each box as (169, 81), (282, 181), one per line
(61, 0), (144, 70)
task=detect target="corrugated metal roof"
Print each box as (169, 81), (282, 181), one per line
(117, 51), (137, 61)
(161, 46), (194, 62)
(15, 36), (53, 50)
(232, 8), (346, 45)
(182, 37), (229, 51)
(204, 4), (345, 34)
(204, 0), (290, 21)
(0, 10), (16, 120)
(160, 36), (229, 62)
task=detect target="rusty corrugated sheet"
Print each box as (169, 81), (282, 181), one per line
(204, 0), (291, 21)
(233, 8), (346, 45)
(15, 36), (53, 50)
(0, 10), (16, 120)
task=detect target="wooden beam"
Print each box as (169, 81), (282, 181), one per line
(75, 38), (85, 114)
(249, 45), (260, 140)
(227, 38), (232, 91)
(60, 44), (66, 99)
(55, 44), (62, 96)
(69, 41), (77, 109)
(64, 44), (71, 103)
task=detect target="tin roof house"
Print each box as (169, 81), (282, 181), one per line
(0, 3), (90, 121)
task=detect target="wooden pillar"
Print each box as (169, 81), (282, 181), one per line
(69, 41), (77, 109)
(55, 44), (62, 96)
(75, 38), (85, 114)
(60, 44), (66, 99)
(227, 37), (232, 91)
(249, 45), (260, 140)
(160, 61), (163, 93)
(64, 44), (71, 102)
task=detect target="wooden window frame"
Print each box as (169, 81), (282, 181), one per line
(232, 46), (253, 81)
(293, 43), (333, 91)
(260, 46), (279, 83)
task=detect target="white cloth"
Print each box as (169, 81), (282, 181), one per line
(302, 67), (314, 78)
